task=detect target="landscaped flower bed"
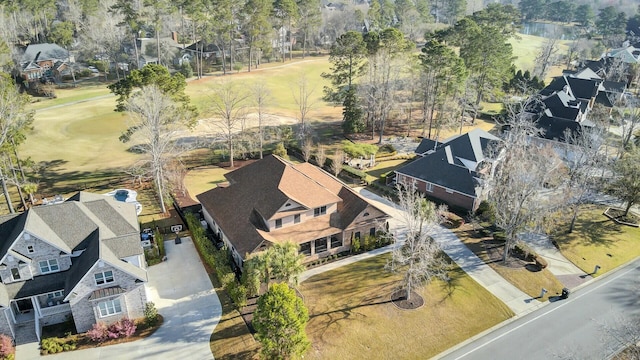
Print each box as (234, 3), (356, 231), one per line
(603, 208), (640, 227)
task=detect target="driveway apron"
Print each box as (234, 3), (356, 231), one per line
(16, 237), (221, 360)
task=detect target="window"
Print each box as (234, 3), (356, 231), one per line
(94, 270), (114, 285)
(47, 290), (64, 299)
(426, 183), (433, 192)
(299, 242), (311, 256)
(275, 219), (282, 229)
(315, 238), (327, 253)
(10, 268), (20, 281)
(330, 236), (342, 249)
(294, 214), (300, 224)
(97, 299), (122, 317)
(354, 232), (361, 240)
(370, 227), (376, 236)
(314, 206), (327, 217)
(39, 259), (59, 274)
(27, 246), (34, 254)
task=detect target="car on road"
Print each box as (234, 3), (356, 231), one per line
(88, 66), (99, 73)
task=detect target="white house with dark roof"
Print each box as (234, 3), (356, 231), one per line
(394, 129), (501, 211)
(0, 192), (147, 344)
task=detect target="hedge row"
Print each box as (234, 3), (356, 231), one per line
(185, 213), (247, 308)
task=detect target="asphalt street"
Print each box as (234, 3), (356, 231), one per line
(438, 258), (640, 360)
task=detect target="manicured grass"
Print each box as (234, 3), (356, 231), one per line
(186, 57), (337, 120)
(365, 159), (412, 183)
(299, 254), (513, 359)
(183, 166), (230, 198)
(453, 224), (564, 301)
(509, 34), (571, 73)
(553, 205), (640, 277)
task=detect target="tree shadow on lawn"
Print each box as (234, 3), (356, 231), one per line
(35, 159), (130, 195)
(561, 216), (624, 248)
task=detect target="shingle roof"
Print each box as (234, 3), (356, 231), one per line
(197, 155), (389, 260)
(415, 138), (439, 155)
(0, 192), (145, 304)
(536, 114), (583, 142)
(21, 43), (69, 63)
(1, 271), (67, 306)
(395, 147), (479, 197)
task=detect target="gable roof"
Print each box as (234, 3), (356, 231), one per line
(395, 147), (479, 197)
(0, 192), (144, 303)
(197, 155), (389, 260)
(21, 43), (69, 63)
(535, 114), (584, 142)
(415, 138), (439, 155)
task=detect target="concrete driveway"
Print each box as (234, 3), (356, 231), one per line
(16, 237), (221, 360)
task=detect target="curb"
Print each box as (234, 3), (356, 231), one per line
(431, 255), (640, 359)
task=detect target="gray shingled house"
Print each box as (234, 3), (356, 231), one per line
(197, 155), (390, 270)
(394, 129), (501, 212)
(0, 192), (147, 344)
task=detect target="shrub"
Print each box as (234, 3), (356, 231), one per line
(107, 318), (136, 339)
(475, 201), (495, 223)
(87, 322), (108, 343)
(351, 237), (361, 253)
(535, 256), (548, 269)
(228, 283), (248, 308)
(273, 143), (287, 158)
(493, 231), (506, 242)
(144, 302), (159, 327)
(0, 334), (14, 359)
(41, 338), (63, 354)
(362, 235), (371, 251)
(156, 231), (165, 257)
(341, 165), (367, 180)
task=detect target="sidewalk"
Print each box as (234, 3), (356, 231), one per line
(299, 189), (542, 316)
(521, 232), (592, 289)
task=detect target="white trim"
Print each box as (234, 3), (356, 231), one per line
(38, 259), (60, 274)
(395, 172), (477, 199)
(97, 298), (122, 318)
(94, 270), (115, 286)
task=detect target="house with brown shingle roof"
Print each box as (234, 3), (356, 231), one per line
(196, 155), (390, 269)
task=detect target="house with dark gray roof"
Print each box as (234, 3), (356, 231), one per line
(394, 129), (501, 211)
(197, 155), (390, 269)
(19, 43), (72, 84)
(0, 193), (147, 344)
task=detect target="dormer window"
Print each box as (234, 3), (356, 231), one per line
(27, 246), (34, 254)
(39, 259), (59, 274)
(10, 268), (20, 281)
(314, 206), (327, 217)
(95, 270), (114, 286)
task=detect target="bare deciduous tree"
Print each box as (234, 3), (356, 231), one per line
(560, 125), (606, 232)
(385, 181), (449, 301)
(489, 97), (565, 262)
(329, 150), (343, 177)
(301, 137), (313, 162)
(534, 38), (559, 80)
(315, 144), (326, 168)
(251, 81), (272, 159)
(292, 73), (318, 140)
(124, 85), (186, 214)
(209, 81), (249, 168)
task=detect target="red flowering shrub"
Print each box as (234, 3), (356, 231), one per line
(87, 318), (137, 344)
(0, 333), (14, 359)
(87, 323), (108, 343)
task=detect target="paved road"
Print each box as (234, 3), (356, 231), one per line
(436, 258), (640, 360)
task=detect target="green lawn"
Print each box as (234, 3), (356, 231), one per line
(365, 159), (413, 183)
(509, 34), (571, 74)
(453, 224), (565, 301)
(553, 205), (640, 276)
(299, 254), (513, 359)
